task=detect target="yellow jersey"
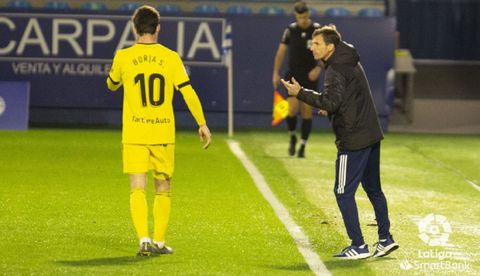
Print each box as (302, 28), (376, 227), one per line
(107, 43), (206, 144)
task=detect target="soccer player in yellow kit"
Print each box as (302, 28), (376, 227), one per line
(106, 5), (212, 256)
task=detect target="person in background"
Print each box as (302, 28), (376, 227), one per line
(272, 0), (322, 158)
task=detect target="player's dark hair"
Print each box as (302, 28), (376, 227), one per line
(313, 25), (341, 46)
(132, 5), (160, 36)
(294, 1), (309, 14)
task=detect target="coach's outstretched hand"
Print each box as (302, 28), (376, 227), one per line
(280, 78), (302, 97)
(199, 125), (212, 149)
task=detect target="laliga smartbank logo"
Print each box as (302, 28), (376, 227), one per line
(418, 214), (452, 246)
(399, 214), (471, 273)
(0, 96), (6, 117)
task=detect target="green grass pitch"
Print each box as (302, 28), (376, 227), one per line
(0, 129), (478, 275)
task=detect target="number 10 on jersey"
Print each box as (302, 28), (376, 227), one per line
(134, 73), (165, 107)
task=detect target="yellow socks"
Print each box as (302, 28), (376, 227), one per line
(130, 188), (149, 239)
(153, 191), (171, 242)
(130, 189), (171, 244)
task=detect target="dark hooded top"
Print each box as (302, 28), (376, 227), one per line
(296, 41), (384, 151)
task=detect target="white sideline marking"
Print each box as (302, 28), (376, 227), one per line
(466, 179), (480, 192)
(405, 145), (480, 192)
(228, 140), (330, 276)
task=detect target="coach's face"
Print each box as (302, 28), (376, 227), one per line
(311, 35), (334, 61)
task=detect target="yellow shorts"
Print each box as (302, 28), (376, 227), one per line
(123, 144), (175, 180)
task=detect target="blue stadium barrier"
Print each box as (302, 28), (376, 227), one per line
(258, 6), (285, 16)
(192, 4), (219, 14)
(226, 5), (252, 15)
(324, 7), (352, 17)
(0, 12), (395, 129)
(80, 2), (107, 11)
(357, 8), (384, 17)
(45, 1), (70, 10)
(157, 4), (182, 14)
(0, 81), (30, 130)
(119, 3), (140, 12)
(7, 0), (31, 9)
(308, 7), (319, 16)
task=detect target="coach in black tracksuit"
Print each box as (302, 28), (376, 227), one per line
(281, 26), (398, 259)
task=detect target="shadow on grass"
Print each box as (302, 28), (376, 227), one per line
(55, 255), (177, 267)
(365, 256), (398, 263)
(262, 154), (294, 160)
(323, 259), (365, 270)
(260, 262), (310, 271)
(323, 256), (397, 270)
(261, 153), (326, 162)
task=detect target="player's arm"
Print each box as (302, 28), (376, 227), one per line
(178, 83), (212, 149)
(198, 124), (212, 149)
(106, 53), (122, 91)
(173, 55), (206, 127)
(273, 28), (290, 90)
(173, 55), (211, 148)
(273, 43), (287, 90)
(177, 81), (206, 126)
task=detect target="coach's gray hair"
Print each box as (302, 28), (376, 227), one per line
(313, 24), (341, 46)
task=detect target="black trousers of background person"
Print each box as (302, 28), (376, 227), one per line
(334, 142), (391, 246)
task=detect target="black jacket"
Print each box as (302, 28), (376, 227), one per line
(297, 41), (383, 151)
